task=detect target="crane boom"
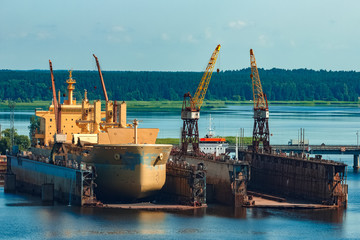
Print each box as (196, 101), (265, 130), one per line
(49, 60), (61, 134)
(93, 54), (108, 102)
(250, 49), (267, 110)
(192, 44), (221, 110)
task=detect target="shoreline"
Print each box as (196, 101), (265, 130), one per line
(0, 100), (359, 111)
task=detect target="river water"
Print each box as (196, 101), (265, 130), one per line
(1, 105), (360, 239)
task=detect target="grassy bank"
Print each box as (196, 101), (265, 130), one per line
(0, 100), (227, 111)
(1, 100), (359, 111)
(0, 101), (51, 110)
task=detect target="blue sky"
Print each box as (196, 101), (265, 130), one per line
(1, 0), (359, 71)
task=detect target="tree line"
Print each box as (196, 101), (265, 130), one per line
(0, 68), (359, 102)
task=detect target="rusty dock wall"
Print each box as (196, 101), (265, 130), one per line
(162, 162), (206, 205)
(171, 153), (250, 206)
(242, 151), (348, 207)
(5, 155), (96, 206)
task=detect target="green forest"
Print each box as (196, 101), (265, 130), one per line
(0, 68), (359, 102)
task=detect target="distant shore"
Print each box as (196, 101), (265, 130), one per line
(0, 100), (359, 111)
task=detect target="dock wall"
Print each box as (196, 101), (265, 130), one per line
(243, 151), (347, 206)
(6, 156), (94, 206)
(174, 155), (249, 205)
(162, 162), (206, 205)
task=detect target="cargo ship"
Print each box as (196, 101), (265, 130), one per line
(8, 61), (172, 203)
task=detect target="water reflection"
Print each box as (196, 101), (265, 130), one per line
(267, 208), (345, 224)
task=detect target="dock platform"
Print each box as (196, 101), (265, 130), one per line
(246, 196), (337, 209)
(101, 202), (207, 211)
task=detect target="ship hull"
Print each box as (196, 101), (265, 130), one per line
(86, 144), (172, 201)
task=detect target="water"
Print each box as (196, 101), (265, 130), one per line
(1, 105), (360, 239)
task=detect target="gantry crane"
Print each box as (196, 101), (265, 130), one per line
(250, 49), (270, 153)
(181, 44), (221, 154)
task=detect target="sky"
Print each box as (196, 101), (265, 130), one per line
(1, 0), (359, 71)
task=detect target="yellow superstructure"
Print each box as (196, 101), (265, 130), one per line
(34, 71), (159, 147)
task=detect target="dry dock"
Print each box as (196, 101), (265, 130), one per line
(242, 150), (348, 207)
(5, 155), (96, 206)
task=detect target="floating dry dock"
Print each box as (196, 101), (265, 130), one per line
(170, 145), (348, 208)
(4, 152), (207, 208)
(242, 150), (348, 207)
(5, 155), (96, 206)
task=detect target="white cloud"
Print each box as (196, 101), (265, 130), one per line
(112, 26), (125, 32)
(258, 34), (272, 46)
(107, 25), (131, 43)
(161, 33), (170, 41)
(107, 34), (132, 43)
(228, 20), (247, 29)
(205, 28), (212, 39)
(36, 31), (51, 40)
(6, 32), (29, 40)
(183, 34), (197, 43)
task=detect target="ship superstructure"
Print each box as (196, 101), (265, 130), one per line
(199, 115), (229, 156)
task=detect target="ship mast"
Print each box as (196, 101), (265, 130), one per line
(66, 70), (76, 105)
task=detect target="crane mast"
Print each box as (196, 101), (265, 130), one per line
(181, 44), (221, 154)
(93, 54), (113, 123)
(93, 54), (108, 102)
(250, 49), (270, 153)
(49, 60), (61, 134)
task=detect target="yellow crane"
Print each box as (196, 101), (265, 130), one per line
(250, 49), (270, 153)
(181, 44), (221, 154)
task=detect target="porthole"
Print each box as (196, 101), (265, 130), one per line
(114, 153), (121, 160)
